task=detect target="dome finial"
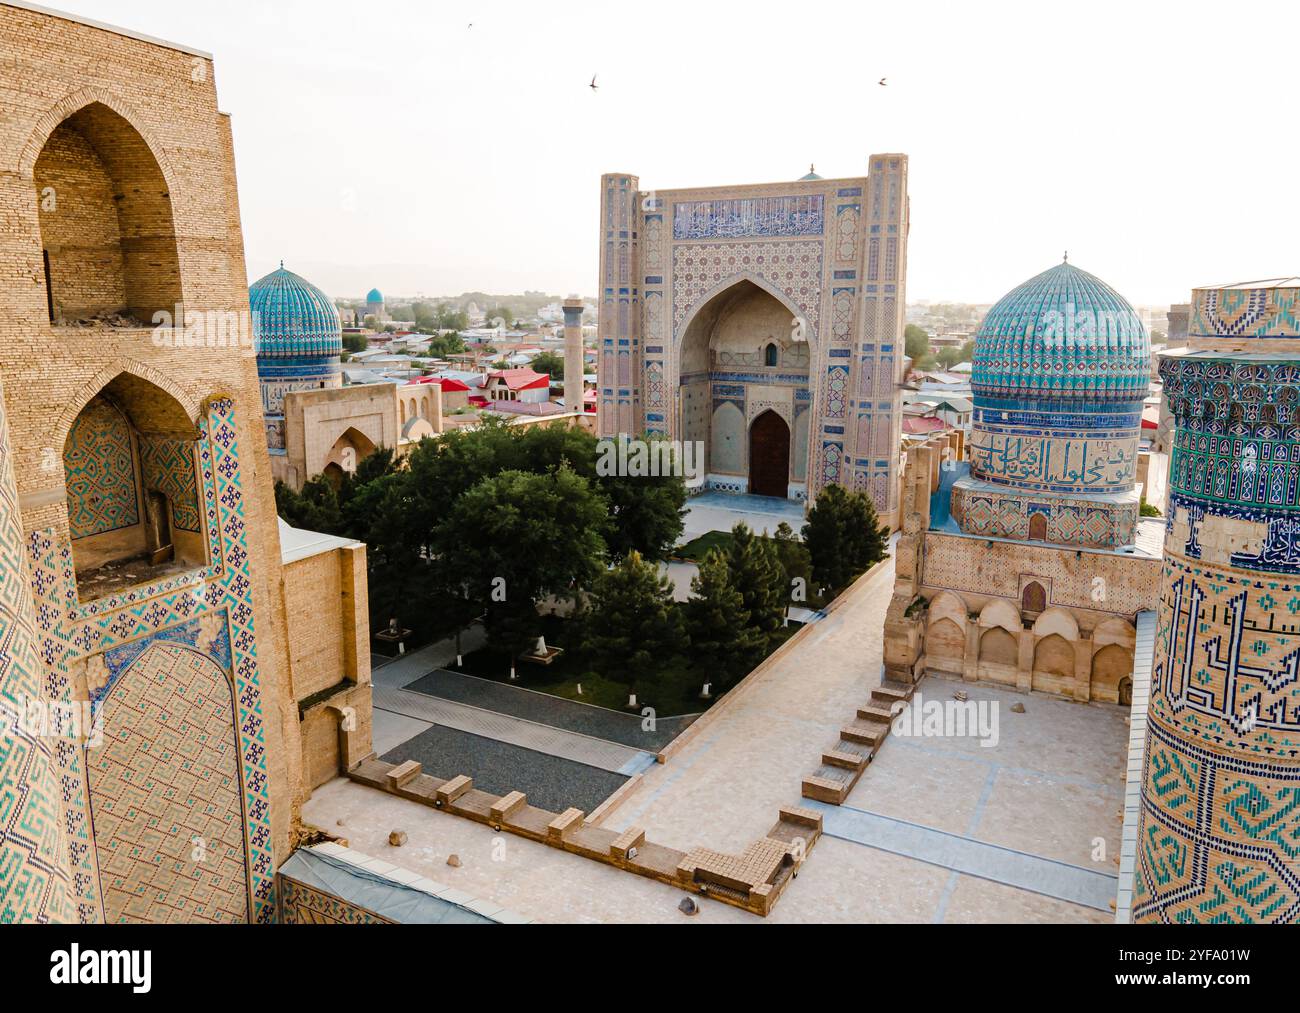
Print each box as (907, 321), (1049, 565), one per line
(280, 259), (284, 269)
(1063, 250), (1069, 264)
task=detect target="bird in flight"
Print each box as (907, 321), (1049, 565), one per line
(879, 77), (887, 86)
(590, 74), (599, 92)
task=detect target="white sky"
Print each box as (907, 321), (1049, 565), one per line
(41, 0), (1299, 306)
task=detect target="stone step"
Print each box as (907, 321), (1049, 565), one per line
(872, 681), (914, 705)
(822, 748), (867, 771)
(840, 720), (889, 748)
(802, 773), (850, 805)
(858, 702), (896, 723)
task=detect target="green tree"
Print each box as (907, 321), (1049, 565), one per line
(770, 521), (813, 605)
(584, 550), (685, 703)
(274, 476), (342, 534)
(426, 332), (466, 358)
(436, 466), (610, 662)
(530, 351), (564, 379)
(342, 332), (368, 354)
(434, 302), (470, 330)
(685, 548), (765, 688)
(726, 523), (787, 642)
(485, 305), (514, 328)
(802, 483), (889, 594)
(904, 323), (931, 364)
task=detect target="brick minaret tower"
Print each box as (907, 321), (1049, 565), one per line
(563, 297), (584, 414)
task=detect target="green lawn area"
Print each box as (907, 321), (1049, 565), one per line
(457, 614), (796, 716)
(672, 529), (737, 562)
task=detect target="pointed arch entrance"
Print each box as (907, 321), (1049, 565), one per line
(677, 278), (811, 500)
(33, 101), (182, 325)
(750, 410), (790, 498)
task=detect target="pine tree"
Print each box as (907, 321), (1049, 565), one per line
(685, 548), (765, 687)
(803, 483), (889, 593)
(726, 523), (787, 642)
(584, 550), (685, 703)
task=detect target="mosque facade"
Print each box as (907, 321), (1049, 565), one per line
(597, 158), (910, 523)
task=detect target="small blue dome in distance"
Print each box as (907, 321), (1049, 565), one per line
(971, 260), (1150, 406)
(366, 288), (384, 304)
(799, 164), (823, 181)
(249, 266), (343, 360)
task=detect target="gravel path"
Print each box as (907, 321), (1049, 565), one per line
(405, 668), (699, 751)
(380, 724), (628, 815)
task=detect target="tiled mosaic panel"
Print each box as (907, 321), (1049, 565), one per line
(968, 421), (1139, 494)
(951, 486), (1136, 548)
(89, 643), (248, 923)
(278, 876), (393, 925)
(1134, 713), (1300, 923)
(671, 242), (824, 341)
(139, 436), (200, 532)
(0, 390), (73, 924)
(64, 397), (140, 539)
(672, 194), (824, 241)
(1138, 348), (1300, 923)
(1148, 557), (1300, 755)
(25, 398), (275, 923)
(1190, 286), (1300, 341)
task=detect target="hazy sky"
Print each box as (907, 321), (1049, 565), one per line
(43, 0), (1297, 305)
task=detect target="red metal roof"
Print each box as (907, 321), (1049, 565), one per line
(486, 368), (549, 392)
(902, 416), (949, 435)
(407, 376), (472, 392)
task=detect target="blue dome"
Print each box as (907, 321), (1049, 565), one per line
(366, 288), (384, 304)
(249, 266), (342, 360)
(971, 261), (1150, 406)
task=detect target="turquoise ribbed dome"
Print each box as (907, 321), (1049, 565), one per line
(366, 288), (384, 304)
(971, 261), (1150, 405)
(249, 266), (342, 359)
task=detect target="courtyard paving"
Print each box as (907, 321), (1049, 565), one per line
(681, 490), (805, 540)
(313, 553), (1127, 923)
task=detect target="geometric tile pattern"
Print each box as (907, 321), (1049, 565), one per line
(63, 397), (139, 539)
(1137, 345), (1300, 923)
(88, 643), (248, 923)
(24, 397), (276, 923)
(278, 877), (394, 925)
(1190, 285), (1300, 342)
(951, 485), (1137, 548)
(972, 261), (1151, 404)
(671, 242), (824, 341)
(0, 384), (73, 924)
(139, 436), (200, 533)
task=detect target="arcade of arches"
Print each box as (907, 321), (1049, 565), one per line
(919, 589), (1138, 703)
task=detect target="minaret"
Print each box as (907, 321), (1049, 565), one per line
(563, 297), (585, 415)
(1133, 278), (1300, 923)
